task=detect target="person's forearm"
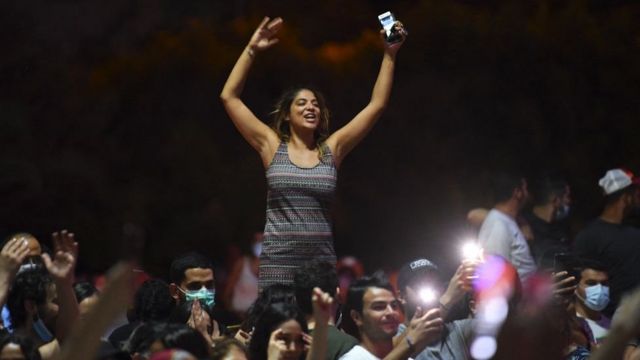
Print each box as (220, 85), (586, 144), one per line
(220, 46), (256, 102)
(306, 320), (328, 360)
(590, 325), (635, 360)
(53, 279), (79, 343)
(368, 52), (396, 111)
(0, 272), (14, 309)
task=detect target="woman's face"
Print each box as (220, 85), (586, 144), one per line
(0, 343), (25, 360)
(276, 319), (305, 360)
(287, 89), (321, 133)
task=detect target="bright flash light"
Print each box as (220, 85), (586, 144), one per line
(462, 242), (483, 261)
(419, 288), (437, 304)
(470, 335), (497, 360)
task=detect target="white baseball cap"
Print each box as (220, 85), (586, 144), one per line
(598, 169), (640, 195)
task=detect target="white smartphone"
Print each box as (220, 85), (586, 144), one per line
(378, 11), (403, 43)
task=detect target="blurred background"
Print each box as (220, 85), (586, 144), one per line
(1, 0), (639, 279)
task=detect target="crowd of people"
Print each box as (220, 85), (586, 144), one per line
(2, 14), (640, 360)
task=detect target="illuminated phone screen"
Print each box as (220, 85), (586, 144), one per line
(378, 11), (396, 35)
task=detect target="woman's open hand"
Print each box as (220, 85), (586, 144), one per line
(248, 17), (283, 53)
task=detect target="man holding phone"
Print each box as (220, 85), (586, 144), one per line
(395, 258), (476, 360)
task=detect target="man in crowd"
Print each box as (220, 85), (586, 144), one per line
(395, 258), (475, 360)
(574, 168), (640, 316)
(521, 176), (572, 264)
(478, 172), (537, 281)
(294, 260), (358, 360)
(574, 259), (610, 345)
(340, 272), (443, 360)
(168, 252), (223, 336)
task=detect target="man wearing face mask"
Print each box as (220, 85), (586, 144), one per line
(521, 176), (572, 265)
(574, 260), (611, 345)
(574, 168), (640, 317)
(168, 252), (223, 333)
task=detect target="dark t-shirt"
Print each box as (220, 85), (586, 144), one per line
(574, 219), (640, 314)
(311, 325), (358, 360)
(522, 211), (571, 264)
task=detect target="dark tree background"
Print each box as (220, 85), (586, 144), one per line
(1, 0), (639, 278)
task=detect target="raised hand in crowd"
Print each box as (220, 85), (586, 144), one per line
(42, 230), (79, 343)
(0, 236), (31, 307)
(386, 306), (444, 360)
(306, 287), (333, 360)
(42, 230), (78, 283)
(406, 307), (444, 354)
(59, 262), (134, 360)
(247, 16), (283, 55)
(439, 261), (478, 317)
(551, 271), (577, 307)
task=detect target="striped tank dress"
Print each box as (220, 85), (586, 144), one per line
(259, 141), (338, 288)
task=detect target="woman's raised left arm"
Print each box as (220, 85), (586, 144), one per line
(326, 22), (406, 168)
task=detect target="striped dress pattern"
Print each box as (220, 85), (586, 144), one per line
(260, 141), (338, 288)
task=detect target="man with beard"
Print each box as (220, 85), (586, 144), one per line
(574, 168), (640, 316)
(478, 172), (537, 281)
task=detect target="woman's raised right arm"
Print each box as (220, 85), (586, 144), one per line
(220, 17), (282, 162)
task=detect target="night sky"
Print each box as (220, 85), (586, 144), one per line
(1, 0), (639, 279)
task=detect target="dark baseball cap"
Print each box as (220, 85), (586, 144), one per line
(397, 258), (440, 292)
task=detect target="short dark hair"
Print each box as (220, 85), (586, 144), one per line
(132, 279), (175, 322)
(0, 333), (42, 360)
(294, 260), (338, 316)
(531, 177), (567, 206)
(576, 258), (608, 283)
(7, 268), (52, 329)
(491, 172), (524, 204)
(249, 302), (308, 360)
(169, 252), (213, 284)
(73, 281), (99, 303)
(346, 271), (393, 315)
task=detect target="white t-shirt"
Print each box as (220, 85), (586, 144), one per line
(339, 345), (381, 360)
(478, 209), (537, 280)
(577, 313), (610, 344)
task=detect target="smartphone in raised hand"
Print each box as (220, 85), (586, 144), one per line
(378, 11), (403, 43)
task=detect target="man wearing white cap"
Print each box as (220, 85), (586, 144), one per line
(574, 168), (640, 316)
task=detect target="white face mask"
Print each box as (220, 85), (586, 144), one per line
(578, 284), (610, 311)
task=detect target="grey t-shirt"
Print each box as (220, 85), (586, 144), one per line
(398, 319), (474, 360)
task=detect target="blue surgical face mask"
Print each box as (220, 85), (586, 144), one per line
(33, 315), (54, 343)
(179, 287), (215, 308)
(579, 284), (610, 311)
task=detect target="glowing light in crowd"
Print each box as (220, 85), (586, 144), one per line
(480, 296), (509, 325)
(470, 335), (497, 360)
(419, 287), (437, 304)
(462, 242), (483, 261)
